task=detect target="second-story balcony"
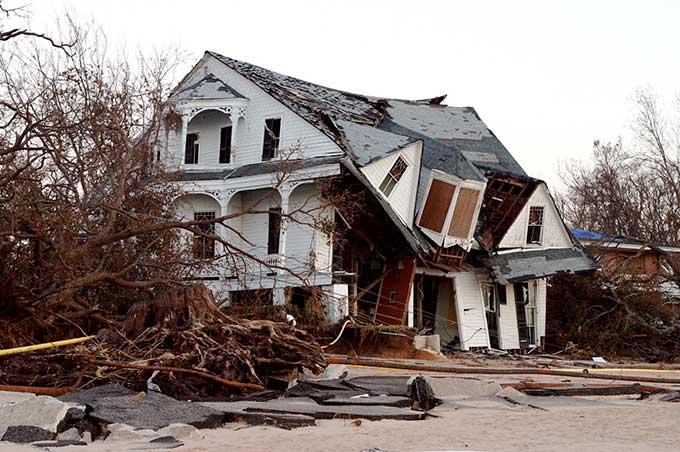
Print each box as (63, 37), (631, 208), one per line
(169, 73), (249, 171)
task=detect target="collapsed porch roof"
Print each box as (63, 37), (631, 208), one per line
(482, 247), (599, 285)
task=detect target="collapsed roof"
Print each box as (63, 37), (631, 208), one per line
(208, 51), (526, 181)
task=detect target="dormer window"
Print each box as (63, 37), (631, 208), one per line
(219, 126), (232, 164)
(184, 133), (199, 164)
(526, 206), (544, 245)
(262, 118), (281, 161)
(379, 157), (408, 197)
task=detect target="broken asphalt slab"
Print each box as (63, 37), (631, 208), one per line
(202, 397), (425, 421)
(317, 395), (412, 408)
(85, 390), (224, 430)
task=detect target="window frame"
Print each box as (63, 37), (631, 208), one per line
(415, 170), (486, 249)
(267, 207), (282, 255)
(219, 126), (232, 164)
(261, 117), (282, 161)
(526, 205), (545, 245)
(184, 132), (200, 165)
(378, 156), (409, 197)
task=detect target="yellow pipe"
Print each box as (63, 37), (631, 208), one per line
(0, 336), (95, 357)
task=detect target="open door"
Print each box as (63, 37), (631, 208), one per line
(482, 284), (499, 349)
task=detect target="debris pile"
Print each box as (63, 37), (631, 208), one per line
(0, 286), (326, 399)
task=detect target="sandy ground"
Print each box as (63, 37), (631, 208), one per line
(4, 362), (680, 452)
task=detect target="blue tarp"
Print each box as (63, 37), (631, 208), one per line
(571, 228), (610, 240)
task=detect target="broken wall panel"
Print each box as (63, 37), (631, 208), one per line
(448, 188), (480, 237)
(419, 180), (456, 233)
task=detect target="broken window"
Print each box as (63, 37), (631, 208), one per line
(184, 133), (199, 164)
(192, 211), (215, 259)
(379, 157), (408, 197)
(448, 188), (480, 237)
(526, 206), (544, 245)
(219, 126), (232, 164)
(419, 179), (456, 233)
(496, 284), (507, 305)
(262, 118), (281, 161)
(267, 207), (282, 255)
(482, 284), (496, 312)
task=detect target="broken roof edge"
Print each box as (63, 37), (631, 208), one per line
(340, 157), (428, 255)
(482, 247), (600, 285)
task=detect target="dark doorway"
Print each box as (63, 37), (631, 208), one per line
(418, 276), (439, 333)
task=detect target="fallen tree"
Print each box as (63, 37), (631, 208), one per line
(0, 285), (326, 399)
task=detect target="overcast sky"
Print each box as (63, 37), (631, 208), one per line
(24, 0), (680, 188)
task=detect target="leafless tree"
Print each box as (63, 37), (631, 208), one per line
(0, 20), (353, 346)
(0, 1), (72, 50)
(559, 88), (680, 246)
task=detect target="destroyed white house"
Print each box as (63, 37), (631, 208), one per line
(158, 51), (597, 352)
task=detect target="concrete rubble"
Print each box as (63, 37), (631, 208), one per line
(0, 390), (85, 443)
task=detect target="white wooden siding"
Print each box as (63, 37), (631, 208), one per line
(498, 284), (520, 350)
(359, 142), (422, 227)
(453, 272), (490, 350)
(165, 55), (343, 169)
(535, 278), (547, 340)
(499, 183), (572, 249)
(286, 184), (332, 277)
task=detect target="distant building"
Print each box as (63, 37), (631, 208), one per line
(571, 229), (680, 276)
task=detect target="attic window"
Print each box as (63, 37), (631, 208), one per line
(262, 118), (281, 161)
(379, 157), (408, 197)
(526, 206), (544, 245)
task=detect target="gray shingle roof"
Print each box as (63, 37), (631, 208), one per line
(172, 73), (246, 102)
(483, 247), (599, 285)
(384, 100), (526, 177)
(335, 120), (415, 166)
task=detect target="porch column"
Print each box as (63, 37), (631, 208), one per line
(277, 188), (290, 270)
(179, 114), (189, 168)
(230, 113), (239, 163)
